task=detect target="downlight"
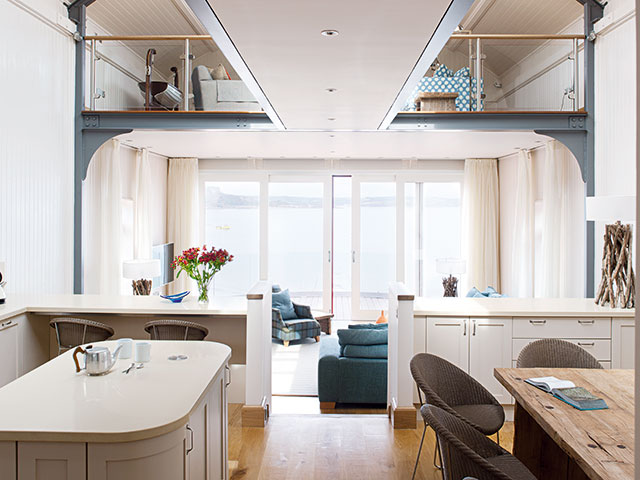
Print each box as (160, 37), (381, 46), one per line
(321, 29), (339, 37)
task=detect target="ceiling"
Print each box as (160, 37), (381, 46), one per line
(118, 130), (549, 160)
(206, 0), (454, 130)
(452, 0), (583, 77)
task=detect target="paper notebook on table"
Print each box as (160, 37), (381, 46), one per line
(525, 376), (608, 411)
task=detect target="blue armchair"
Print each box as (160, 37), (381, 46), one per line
(271, 286), (321, 347)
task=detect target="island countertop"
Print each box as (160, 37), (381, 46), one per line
(0, 340), (231, 442)
(0, 293), (249, 323)
(413, 297), (634, 318)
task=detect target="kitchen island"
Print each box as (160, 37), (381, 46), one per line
(0, 340), (231, 480)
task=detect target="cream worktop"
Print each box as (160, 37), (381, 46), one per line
(413, 297), (635, 318)
(0, 340), (231, 442)
(0, 294), (248, 322)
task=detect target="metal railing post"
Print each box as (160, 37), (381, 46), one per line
(468, 39), (473, 111)
(475, 37), (482, 111)
(183, 38), (190, 111)
(572, 38), (579, 111)
(89, 40), (96, 110)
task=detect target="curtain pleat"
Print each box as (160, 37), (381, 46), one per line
(133, 148), (152, 259)
(511, 150), (535, 297)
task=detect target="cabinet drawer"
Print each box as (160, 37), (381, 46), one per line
(513, 318), (610, 339)
(512, 338), (611, 362)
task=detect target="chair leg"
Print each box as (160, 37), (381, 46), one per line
(433, 436), (442, 470)
(412, 422), (427, 480)
(314, 336), (320, 342)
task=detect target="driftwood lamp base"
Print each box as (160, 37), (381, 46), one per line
(595, 221), (635, 308)
(442, 275), (459, 297)
(132, 279), (152, 295)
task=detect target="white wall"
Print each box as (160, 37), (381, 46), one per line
(499, 143), (585, 297)
(0, 0), (75, 295)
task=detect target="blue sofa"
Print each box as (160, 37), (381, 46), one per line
(318, 325), (387, 406)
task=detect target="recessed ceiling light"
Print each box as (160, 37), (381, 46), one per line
(329, 134), (335, 138)
(321, 29), (339, 37)
(328, 117), (336, 121)
(326, 88), (337, 93)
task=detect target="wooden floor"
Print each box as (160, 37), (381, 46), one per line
(228, 402), (514, 480)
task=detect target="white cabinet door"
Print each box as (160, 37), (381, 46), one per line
(469, 318), (512, 404)
(88, 428), (186, 480)
(208, 367), (228, 480)
(19, 442), (85, 480)
(426, 317), (468, 371)
(612, 318), (635, 369)
(187, 392), (209, 480)
(0, 441), (16, 480)
(0, 319), (18, 388)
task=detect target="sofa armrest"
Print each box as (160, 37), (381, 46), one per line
(318, 337), (341, 402)
(272, 308), (287, 330)
(197, 79), (220, 111)
(293, 302), (313, 319)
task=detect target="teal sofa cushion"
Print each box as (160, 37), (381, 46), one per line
(340, 344), (388, 359)
(272, 289), (296, 320)
(348, 323), (388, 330)
(337, 328), (387, 346)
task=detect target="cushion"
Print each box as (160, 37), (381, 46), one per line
(340, 344), (388, 359)
(337, 328), (388, 346)
(272, 284), (281, 293)
(211, 63), (228, 80)
(272, 289), (297, 320)
(348, 323), (388, 330)
(434, 64), (453, 77)
(454, 66), (470, 77)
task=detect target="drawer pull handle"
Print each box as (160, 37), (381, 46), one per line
(578, 320), (595, 325)
(577, 342), (595, 347)
(225, 364), (231, 388)
(529, 320), (546, 325)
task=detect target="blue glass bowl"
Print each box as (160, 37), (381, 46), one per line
(160, 291), (190, 303)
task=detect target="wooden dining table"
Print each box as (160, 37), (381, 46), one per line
(494, 368), (634, 480)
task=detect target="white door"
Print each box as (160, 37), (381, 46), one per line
(0, 319), (18, 388)
(426, 317), (469, 371)
(468, 318), (513, 404)
(352, 176), (396, 320)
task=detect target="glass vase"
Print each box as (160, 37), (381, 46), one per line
(197, 280), (212, 305)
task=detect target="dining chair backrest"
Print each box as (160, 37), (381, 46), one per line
(517, 338), (602, 369)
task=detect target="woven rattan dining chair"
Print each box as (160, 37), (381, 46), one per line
(422, 405), (536, 480)
(144, 319), (209, 341)
(410, 353), (505, 479)
(516, 338), (603, 369)
(49, 317), (115, 355)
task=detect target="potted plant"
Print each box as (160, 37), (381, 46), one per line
(171, 246), (234, 304)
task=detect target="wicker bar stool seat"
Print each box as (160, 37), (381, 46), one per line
(517, 338), (603, 369)
(50, 317), (115, 355)
(144, 320), (209, 341)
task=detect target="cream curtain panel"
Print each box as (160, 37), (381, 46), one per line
(463, 158), (500, 292)
(133, 148), (152, 259)
(167, 157), (199, 293)
(511, 150), (535, 297)
(82, 139), (123, 295)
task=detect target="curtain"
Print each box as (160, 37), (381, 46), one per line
(133, 148), (152, 259)
(511, 150), (535, 297)
(82, 139), (123, 295)
(463, 158), (500, 292)
(540, 140), (585, 297)
(167, 157), (199, 293)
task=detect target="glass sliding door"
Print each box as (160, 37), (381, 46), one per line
(352, 178), (396, 319)
(268, 181), (327, 310)
(203, 181), (260, 297)
(331, 176), (352, 319)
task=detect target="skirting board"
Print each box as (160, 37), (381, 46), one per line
(242, 397), (269, 427)
(390, 398), (417, 429)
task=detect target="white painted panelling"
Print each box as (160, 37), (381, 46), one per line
(0, 0), (74, 295)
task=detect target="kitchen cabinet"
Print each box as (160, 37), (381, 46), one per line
(612, 318), (635, 369)
(0, 319), (18, 388)
(0, 442), (16, 479)
(18, 442), (85, 480)
(426, 317), (512, 404)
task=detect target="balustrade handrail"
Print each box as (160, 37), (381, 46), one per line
(84, 35), (213, 41)
(449, 33), (584, 40)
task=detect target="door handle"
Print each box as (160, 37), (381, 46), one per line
(577, 342), (595, 347)
(352, 251), (356, 263)
(186, 425), (194, 455)
(472, 320), (477, 336)
(463, 320), (467, 336)
(225, 364), (231, 388)
(328, 250), (331, 263)
(578, 319), (595, 325)
(529, 320), (547, 325)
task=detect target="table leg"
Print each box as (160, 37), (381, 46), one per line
(513, 402), (589, 480)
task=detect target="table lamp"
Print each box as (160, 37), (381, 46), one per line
(123, 259), (161, 295)
(436, 258), (466, 297)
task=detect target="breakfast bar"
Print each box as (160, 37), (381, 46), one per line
(0, 340), (231, 480)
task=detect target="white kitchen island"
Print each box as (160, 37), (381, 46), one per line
(0, 340), (231, 480)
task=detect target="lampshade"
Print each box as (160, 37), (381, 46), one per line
(436, 258), (467, 275)
(122, 259), (161, 280)
(585, 195), (635, 222)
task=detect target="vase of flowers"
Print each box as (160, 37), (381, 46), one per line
(171, 246), (234, 304)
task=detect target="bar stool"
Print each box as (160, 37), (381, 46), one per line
(49, 317), (115, 355)
(144, 320), (209, 341)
